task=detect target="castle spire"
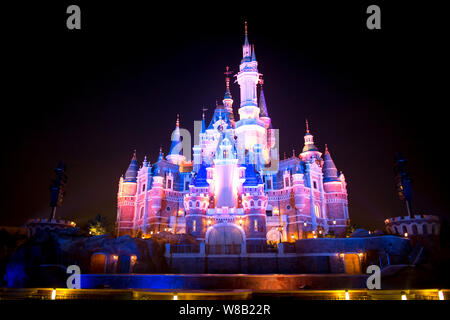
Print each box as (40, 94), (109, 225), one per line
(301, 119), (319, 154)
(242, 21), (251, 58)
(244, 21), (249, 45)
(167, 114), (186, 165)
(323, 144), (339, 182)
(259, 78), (269, 118)
(124, 150), (138, 182)
(251, 44), (256, 61)
(201, 108), (206, 133)
(224, 66), (233, 100)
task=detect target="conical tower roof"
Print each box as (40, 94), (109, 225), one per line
(124, 150), (138, 182)
(323, 144), (339, 182)
(168, 114), (183, 156)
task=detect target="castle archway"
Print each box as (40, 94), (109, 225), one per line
(205, 223), (245, 254)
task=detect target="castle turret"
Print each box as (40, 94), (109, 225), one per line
(300, 119), (321, 161)
(235, 22), (266, 153)
(117, 151), (139, 236)
(322, 145), (349, 236)
(223, 66), (234, 119)
(323, 145), (339, 183)
(166, 114), (186, 165)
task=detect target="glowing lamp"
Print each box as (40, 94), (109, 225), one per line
(339, 253), (345, 258)
(313, 235), (317, 239)
(401, 294), (407, 300)
(238, 219), (243, 225)
(51, 289), (56, 300)
(173, 294), (178, 300)
(358, 253), (364, 258)
(333, 220), (336, 225)
(150, 231), (153, 235)
(319, 230), (322, 234)
(439, 290), (444, 300)
(312, 230), (316, 234)
(207, 219), (212, 225)
(303, 222), (307, 227)
(345, 290), (350, 300)
(404, 232), (408, 238)
(113, 255), (118, 261)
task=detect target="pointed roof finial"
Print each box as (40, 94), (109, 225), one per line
(305, 119), (310, 133)
(325, 144), (329, 153)
(251, 44), (256, 61)
(245, 20), (248, 36)
(224, 66), (233, 99)
(292, 149), (296, 157)
(132, 149), (137, 160)
(176, 114), (180, 127)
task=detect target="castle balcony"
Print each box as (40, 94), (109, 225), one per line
(206, 207), (244, 215)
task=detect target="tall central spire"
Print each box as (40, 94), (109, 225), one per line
(242, 21), (251, 59)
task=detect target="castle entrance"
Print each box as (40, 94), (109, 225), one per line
(206, 223), (244, 254)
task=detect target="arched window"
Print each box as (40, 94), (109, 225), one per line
(193, 220), (196, 232)
(314, 204), (320, 218)
(189, 201), (193, 208)
(254, 219), (258, 232)
(422, 224), (428, 235)
(196, 201), (200, 207)
(250, 200), (255, 207)
(412, 224), (418, 235)
(140, 207), (144, 220)
(402, 225), (407, 234)
(258, 200), (262, 207)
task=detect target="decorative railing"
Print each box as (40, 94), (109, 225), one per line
(206, 244), (241, 255)
(169, 244), (200, 254)
(246, 243), (278, 253)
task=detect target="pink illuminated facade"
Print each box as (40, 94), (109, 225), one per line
(116, 24), (350, 245)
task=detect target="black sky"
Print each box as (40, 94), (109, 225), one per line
(2, 1), (448, 230)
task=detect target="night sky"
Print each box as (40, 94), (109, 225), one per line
(2, 1), (448, 230)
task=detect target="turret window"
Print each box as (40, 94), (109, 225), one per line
(193, 220), (196, 232)
(254, 219), (258, 232)
(313, 181), (318, 189)
(142, 184), (146, 192)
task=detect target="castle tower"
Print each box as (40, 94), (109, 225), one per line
(223, 66), (234, 121)
(210, 131), (240, 208)
(323, 145), (349, 236)
(300, 120), (321, 161)
(235, 22), (266, 153)
(117, 151), (138, 236)
(166, 114), (186, 165)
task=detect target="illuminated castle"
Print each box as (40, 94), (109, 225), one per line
(116, 23), (350, 246)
